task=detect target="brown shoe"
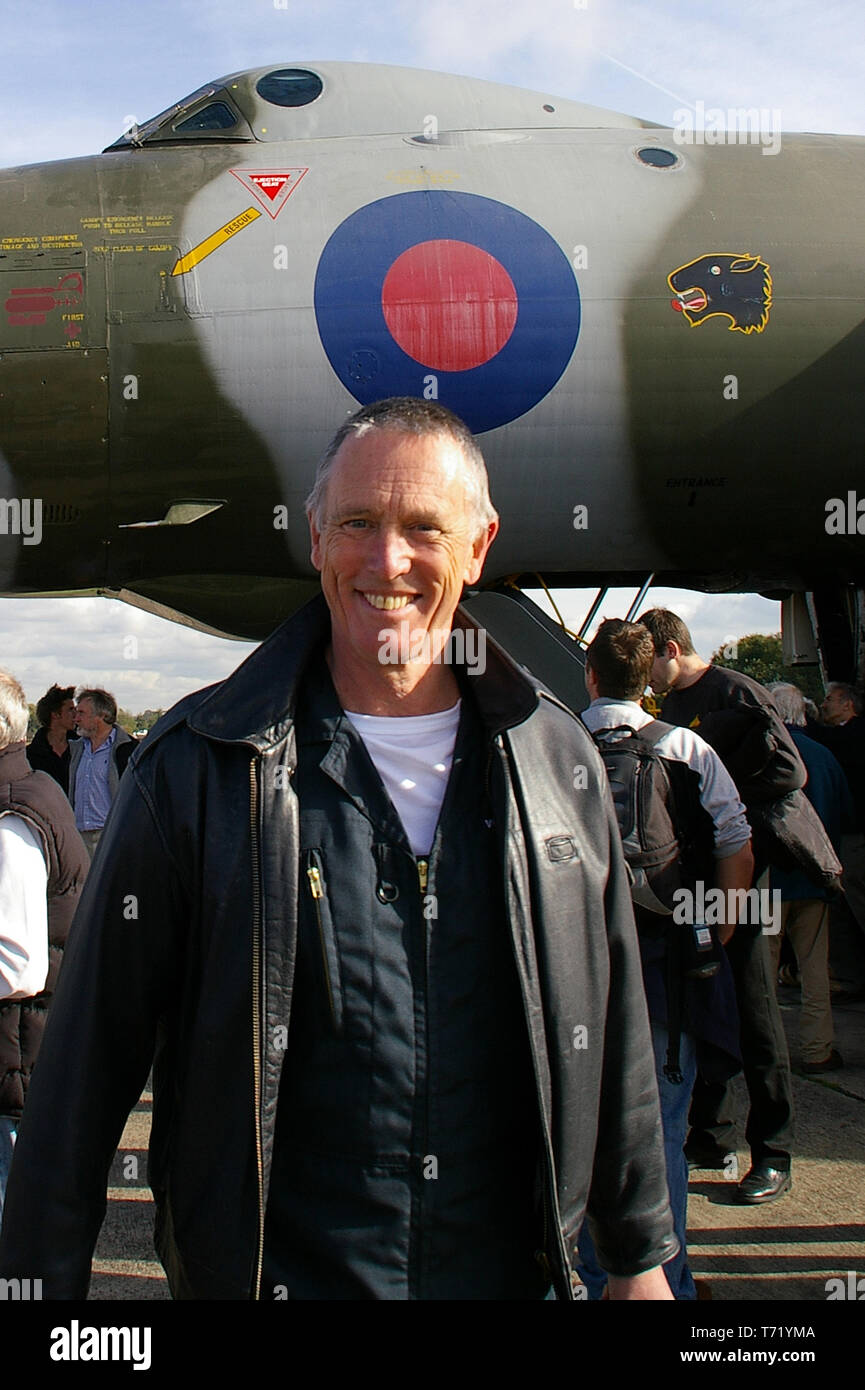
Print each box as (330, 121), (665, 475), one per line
(801, 1049), (843, 1074)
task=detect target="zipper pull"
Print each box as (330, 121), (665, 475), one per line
(307, 864), (323, 899)
(417, 857), (429, 894)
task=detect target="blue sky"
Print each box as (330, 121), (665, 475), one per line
(1, 0), (862, 707)
(3, 0), (863, 168)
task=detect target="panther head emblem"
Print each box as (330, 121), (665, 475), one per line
(668, 253), (772, 334)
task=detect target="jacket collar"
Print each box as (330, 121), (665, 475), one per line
(186, 592), (540, 748)
(580, 697), (652, 734)
(0, 742), (33, 786)
(79, 725), (117, 755)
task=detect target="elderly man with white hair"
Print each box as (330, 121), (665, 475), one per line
(0, 670), (89, 1218)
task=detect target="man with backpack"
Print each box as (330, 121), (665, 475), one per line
(640, 607), (824, 1206)
(577, 619), (753, 1299)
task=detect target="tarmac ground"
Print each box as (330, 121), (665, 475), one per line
(87, 989), (865, 1302)
(686, 988), (865, 1301)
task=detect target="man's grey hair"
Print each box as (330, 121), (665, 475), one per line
(76, 688), (117, 726)
(305, 397), (498, 537)
(768, 681), (806, 727)
(0, 670), (30, 749)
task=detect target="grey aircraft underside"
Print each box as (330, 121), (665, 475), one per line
(0, 62), (862, 677)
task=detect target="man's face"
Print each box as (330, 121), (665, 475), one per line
(74, 698), (100, 738)
(649, 644), (680, 694)
(822, 686), (855, 725)
(54, 698), (76, 732)
(308, 428), (497, 677)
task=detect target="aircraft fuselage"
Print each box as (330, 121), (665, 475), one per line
(0, 62), (862, 637)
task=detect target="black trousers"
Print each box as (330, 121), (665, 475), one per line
(688, 924), (793, 1166)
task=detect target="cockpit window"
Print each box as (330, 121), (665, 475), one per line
(104, 84), (253, 149)
(255, 68), (323, 107)
(106, 83), (217, 147)
(174, 102), (237, 133)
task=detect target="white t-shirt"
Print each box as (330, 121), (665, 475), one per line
(0, 814), (49, 1001)
(344, 701), (462, 855)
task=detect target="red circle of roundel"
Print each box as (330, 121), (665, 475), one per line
(380, 239), (518, 372)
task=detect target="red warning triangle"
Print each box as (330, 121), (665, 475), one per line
(229, 168), (308, 218)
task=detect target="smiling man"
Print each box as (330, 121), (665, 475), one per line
(305, 418), (495, 716)
(0, 398), (675, 1301)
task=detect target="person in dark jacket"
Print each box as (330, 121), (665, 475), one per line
(641, 607), (801, 1206)
(767, 683), (853, 1071)
(0, 670), (89, 1218)
(806, 682), (865, 995)
(577, 619), (750, 1299)
(26, 684), (77, 796)
(0, 399), (676, 1300)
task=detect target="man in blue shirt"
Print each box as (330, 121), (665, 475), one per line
(69, 690), (135, 858)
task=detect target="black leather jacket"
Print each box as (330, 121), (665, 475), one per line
(0, 597), (675, 1299)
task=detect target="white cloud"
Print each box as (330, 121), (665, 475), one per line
(0, 597), (255, 712)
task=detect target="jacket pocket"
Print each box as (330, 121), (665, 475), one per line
(305, 848), (344, 1033)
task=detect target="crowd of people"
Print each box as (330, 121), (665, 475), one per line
(0, 396), (862, 1301)
(0, 681), (132, 1216)
(24, 684), (135, 853)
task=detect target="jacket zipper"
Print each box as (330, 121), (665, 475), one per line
(249, 758), (265, 1301)
(493, 734), (568, 1297)
(414, 853), (431, 1301)
(537, 1185), (553, 1287)
(416, 857), (429, 895)
(305, 851), (340, 1029)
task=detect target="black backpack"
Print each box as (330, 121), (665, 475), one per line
(592, 717), (723, 1083)
(592, 721), (683, 914)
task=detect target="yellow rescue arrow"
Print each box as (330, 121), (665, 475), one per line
(171, 206), (261, 276)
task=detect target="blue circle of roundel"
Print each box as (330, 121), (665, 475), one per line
(314, 191), (580, 434)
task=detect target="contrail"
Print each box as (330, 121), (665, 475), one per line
(592, 45), (695, 111)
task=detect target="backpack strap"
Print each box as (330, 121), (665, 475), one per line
(631, 718), (676, 748)
(592, 724), (638, 742)
(593, 719), (672, 747)
(632, 719), (686, 1081)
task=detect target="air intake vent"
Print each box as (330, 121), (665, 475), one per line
(42, 503), (80, 524)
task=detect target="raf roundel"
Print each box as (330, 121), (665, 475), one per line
(314, 191), (580, 433)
